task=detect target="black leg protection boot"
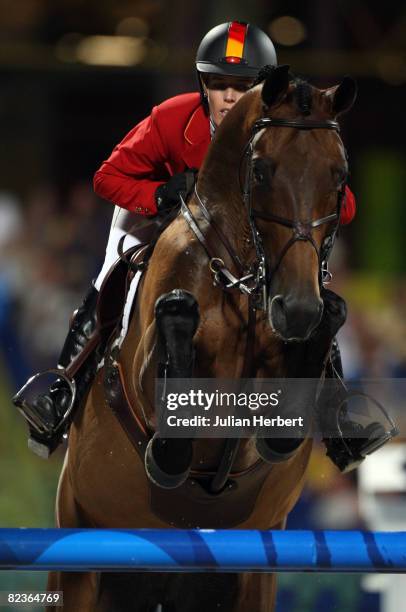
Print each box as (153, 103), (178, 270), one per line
(318, 339), (398, 473)
(144, 290), (199, 489)
(13, 283), (102, 458)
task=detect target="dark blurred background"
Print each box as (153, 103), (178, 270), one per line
(0, 1), (405, 610)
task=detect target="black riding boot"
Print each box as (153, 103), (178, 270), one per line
(318, 338), (397, 472)
(13, 284), (102, 458)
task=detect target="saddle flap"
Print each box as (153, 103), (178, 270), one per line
(97, 244), (149, 334)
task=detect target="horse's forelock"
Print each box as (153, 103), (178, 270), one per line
(256, 71), (328, 118)
(293, 80), (313, 116)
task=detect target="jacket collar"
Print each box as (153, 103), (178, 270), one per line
(184, 104), (209, 145)
(182, 104), (210, 169)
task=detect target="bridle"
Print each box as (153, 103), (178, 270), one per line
(243, 117), (345, 307)
(182, 115), (346, 311)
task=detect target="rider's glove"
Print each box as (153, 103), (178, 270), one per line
(155, 169), (197, 215)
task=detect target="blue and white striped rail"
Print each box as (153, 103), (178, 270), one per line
(1, 529), (405, 573)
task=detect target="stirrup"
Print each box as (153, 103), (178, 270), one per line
(323, 389), (398, 473)
(13, 368), (76, 438)
(27, 430), (69, 459)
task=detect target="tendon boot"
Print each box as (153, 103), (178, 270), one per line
(144, 290), (199, 489)
(13, 284), (102, 458)
(318, 339), (398, 473)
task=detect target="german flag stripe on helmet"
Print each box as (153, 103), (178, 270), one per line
(225, 21), (247, 60)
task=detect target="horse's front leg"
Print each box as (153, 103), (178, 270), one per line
(144, 289), (200, 489)
(46, 456), (100, 612)
(47, 571), (99, 612)
(256, 289), (347, 464)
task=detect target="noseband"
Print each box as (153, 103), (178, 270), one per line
(182, 115), (345, 310)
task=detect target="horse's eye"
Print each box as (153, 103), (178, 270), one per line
(332, 166), (348, 187)
(253, 168), (265, 184)
(252, 160), (267, 184)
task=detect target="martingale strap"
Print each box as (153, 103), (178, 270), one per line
(181, 193), (261, 492)
(181, 195), (257, 295)
(194, 188), (244, 273)
(209, 296), (257, 494)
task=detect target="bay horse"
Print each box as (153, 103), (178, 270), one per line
(48, 66), (356, 611)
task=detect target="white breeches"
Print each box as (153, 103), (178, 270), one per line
(94, 206), (160, 291)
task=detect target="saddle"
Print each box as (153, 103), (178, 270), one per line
(70, 209), (180, 383)
(12, 210), (178, 459)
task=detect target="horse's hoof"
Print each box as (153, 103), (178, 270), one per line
(144, 434), (193, 489)
(255, 436), (304, 464)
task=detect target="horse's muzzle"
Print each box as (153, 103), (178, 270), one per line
(269, 294), (324, 342)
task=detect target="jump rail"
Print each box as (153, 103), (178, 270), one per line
(1, 529), (405, 573)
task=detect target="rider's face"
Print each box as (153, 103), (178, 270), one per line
(202, 74), (254, 127)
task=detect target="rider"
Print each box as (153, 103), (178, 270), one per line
(13, 21), (390, 471)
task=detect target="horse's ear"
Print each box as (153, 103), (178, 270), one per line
(261, 64), (291, 109)
(326, 76), (358, 116)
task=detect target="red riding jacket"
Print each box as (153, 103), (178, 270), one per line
(94, 93), (356, 224)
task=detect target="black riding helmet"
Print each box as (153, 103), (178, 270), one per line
(196, 21), (277, 109)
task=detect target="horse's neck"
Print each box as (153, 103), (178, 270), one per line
(196, 95), (259, 254)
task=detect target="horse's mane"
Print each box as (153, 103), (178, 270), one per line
(254, 65), (313, 116)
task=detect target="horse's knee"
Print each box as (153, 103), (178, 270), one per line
(155, 289), (199, 338)
(155, 289), (199, 377)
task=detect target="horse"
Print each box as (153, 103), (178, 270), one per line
(47, 66), (356, 611)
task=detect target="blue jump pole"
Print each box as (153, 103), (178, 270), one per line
(1, 529), (405, 573)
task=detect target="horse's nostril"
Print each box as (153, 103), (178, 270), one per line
(270, 293), (324, 341)
(272, 295), (286, 315)
(269, 294), (287, 333)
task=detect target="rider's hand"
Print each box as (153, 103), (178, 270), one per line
(155, 169), (197, 214)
